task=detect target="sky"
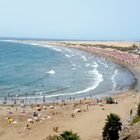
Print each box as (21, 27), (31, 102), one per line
(0, 0), (140, 40)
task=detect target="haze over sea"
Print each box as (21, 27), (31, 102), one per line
(0, 40), (135, 102)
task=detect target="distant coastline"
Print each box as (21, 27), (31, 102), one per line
(1, 37), (140, 42)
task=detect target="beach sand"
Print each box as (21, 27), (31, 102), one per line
(37, 40), (139, 48)
(0, 90), (139, 140)
(0, 41), (140, 140)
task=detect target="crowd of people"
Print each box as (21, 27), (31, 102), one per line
(73, 45), (140, 66)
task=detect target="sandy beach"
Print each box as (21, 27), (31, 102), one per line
(0, 41), (140, 140)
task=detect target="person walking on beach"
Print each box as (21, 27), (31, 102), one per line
(130, 109), (133, 116)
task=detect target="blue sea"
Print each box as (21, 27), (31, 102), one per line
(0, 40), (136, 103)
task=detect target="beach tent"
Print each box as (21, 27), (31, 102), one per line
(105, 97), (115, 104)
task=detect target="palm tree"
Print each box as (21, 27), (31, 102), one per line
(46, 131), (81, 140)
(102, 113), (122, 140)
(60, 130), (81, 140)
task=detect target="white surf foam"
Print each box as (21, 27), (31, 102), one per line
(72, 64), (76, 67)
(68, 68), (103, 95)
(81, 55), (87, 61)
(19, 42), (63, 53)
(39, 44), (63, 52)
(46, 70), (55, 75)
(65, 54), (71, 58)
(28, 42), (40, 46)
(111, 69), (118, 89)
(72, 67), (77, 71)
(0, 40), (17, 43)
(91, 62), (98, 68)
(85, 63), (90, 67)
(65, 48), (74, 53)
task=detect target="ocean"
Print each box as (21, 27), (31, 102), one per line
(0, 40), (136, 103)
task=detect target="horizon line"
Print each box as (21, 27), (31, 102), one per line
(0, 37), (140, 42)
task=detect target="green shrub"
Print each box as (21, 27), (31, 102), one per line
(131, 103), (140, 125)
(131, 116), (140, 125)
(137, 103), (140, 117)
(60, 130), (81, 140)
(103, 113), (122, 140)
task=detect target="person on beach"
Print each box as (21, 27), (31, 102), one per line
(130, 109), (133, 116)
(53, 126), (58, 132)
(43, 95), (45, 103)
(24, 124), (30, 130)
(8, 117), (14, 124)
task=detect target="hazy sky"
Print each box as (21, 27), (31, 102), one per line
(0, 0), (140, 40)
